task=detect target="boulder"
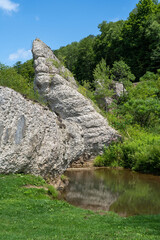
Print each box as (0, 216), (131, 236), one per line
(0, 87), (84, 177)
(32, 39), (119, 157)
(97, 81), (127, 112)
(112, 81), (126, 99)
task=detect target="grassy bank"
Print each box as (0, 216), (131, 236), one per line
(0, 174), (160, 240)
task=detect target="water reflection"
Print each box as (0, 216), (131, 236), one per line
(63, 168), (160, 217)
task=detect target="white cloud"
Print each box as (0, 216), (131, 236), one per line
(111, 17), (120, 22)
(9, 49), (32, 61)
(0, 0), (19, 12)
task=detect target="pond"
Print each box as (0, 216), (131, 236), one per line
(63, 168), (160, 217)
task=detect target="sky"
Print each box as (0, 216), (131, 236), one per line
(0, 0), (139, 66)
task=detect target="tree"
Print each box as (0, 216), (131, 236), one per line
(122, 98), (160, 126)
(111, 60), (135, 88)
(93, 59), (113, 98)
(14, 59), (35, 83)
(74, 35), (96, 84)
(94, 20), (124, 67)
(54, 41), (79, 74)
(121, 0), (160, 79)
(0, 63), (43, 103)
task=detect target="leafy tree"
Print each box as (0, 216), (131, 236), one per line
(121, 0), (160, 78)
(0, 63), (43, 103)
(54, 35), (96, 84)
(74, 35), (96, 84)
(54, 41), (79, 74)
(94, 20), (124, 67)
(111, 60), (135, 87)
(93, 59), (113, 98)
(122, 98), (160, 127)
(14, 59), (35, 83)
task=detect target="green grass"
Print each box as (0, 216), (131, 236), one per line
(0, 174), (160, 240)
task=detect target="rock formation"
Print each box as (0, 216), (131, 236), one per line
(32, 39), (119, 158)
(0, 39), (119, 178)
(0, 87), (84, 177)
(96, 81), (127, 112)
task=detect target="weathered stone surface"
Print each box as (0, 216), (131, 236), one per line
(32, 39), (119, 157)
(96, 81), (127, 112)
(0, 86), (84, 177)
(112, 81), (126, 99)
(0, 40), (119, 178)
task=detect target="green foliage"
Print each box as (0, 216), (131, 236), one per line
(140, 71), (158, 82)
(106, 70), (159, 130)
(60, 174), (68, 181)
(94, 67), (160, 175)
(74, 35), (96, 84)
(121, 98), (160, 127)
(14, 59), (34, 83)
(94, 126), (160, 174)
(54, 41), (79, 73)
(47, 58), (63, 69)
(94, 20), (124, 67)
(93, 59), (113, 98)
(0, 63), (45, 104)
(54, 0), (160, 83)
(55, 35), (96, 84)
(111, 60), (135, 86)
(121, 0), (160, 78)
(59, 69), (74, 80)
(77, 80), (96, 103)
(94, 145), (123, 167)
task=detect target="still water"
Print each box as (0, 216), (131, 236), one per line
(63, 168), (160, 217)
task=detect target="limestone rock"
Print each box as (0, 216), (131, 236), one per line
(0, 86), (84, 177)
(112, 81), (126, 99)
(32, 39), (119, 157)
(96, 81), (127, 112)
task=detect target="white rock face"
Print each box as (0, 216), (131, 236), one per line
(32, 39), (119, 157)
(0, 39), (119, 178)
(0, 87), (84, 177)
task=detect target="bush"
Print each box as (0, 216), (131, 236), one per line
(0, 63), (45, 104)
(121, 98), (160, 127)
(94, 126), (160, 174)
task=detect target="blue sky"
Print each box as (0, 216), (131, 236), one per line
(0, 0), (139, 66)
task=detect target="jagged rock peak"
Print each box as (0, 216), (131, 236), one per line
(32, 39), (119, 156)
(32, 38), (77, 90)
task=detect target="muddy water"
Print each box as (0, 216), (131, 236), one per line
(63, 168), (160, 217)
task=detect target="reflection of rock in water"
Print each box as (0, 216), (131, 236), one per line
(64, 170), (119, 211)
(63, 168), (160, 216)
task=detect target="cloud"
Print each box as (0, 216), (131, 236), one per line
(0, 0), (19, 12)
(110, 17), (120, 22)
(9, 49), (32, 61)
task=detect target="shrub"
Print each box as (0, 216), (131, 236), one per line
(94, 126), (160, 174)
(0, 63), (45, 105)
